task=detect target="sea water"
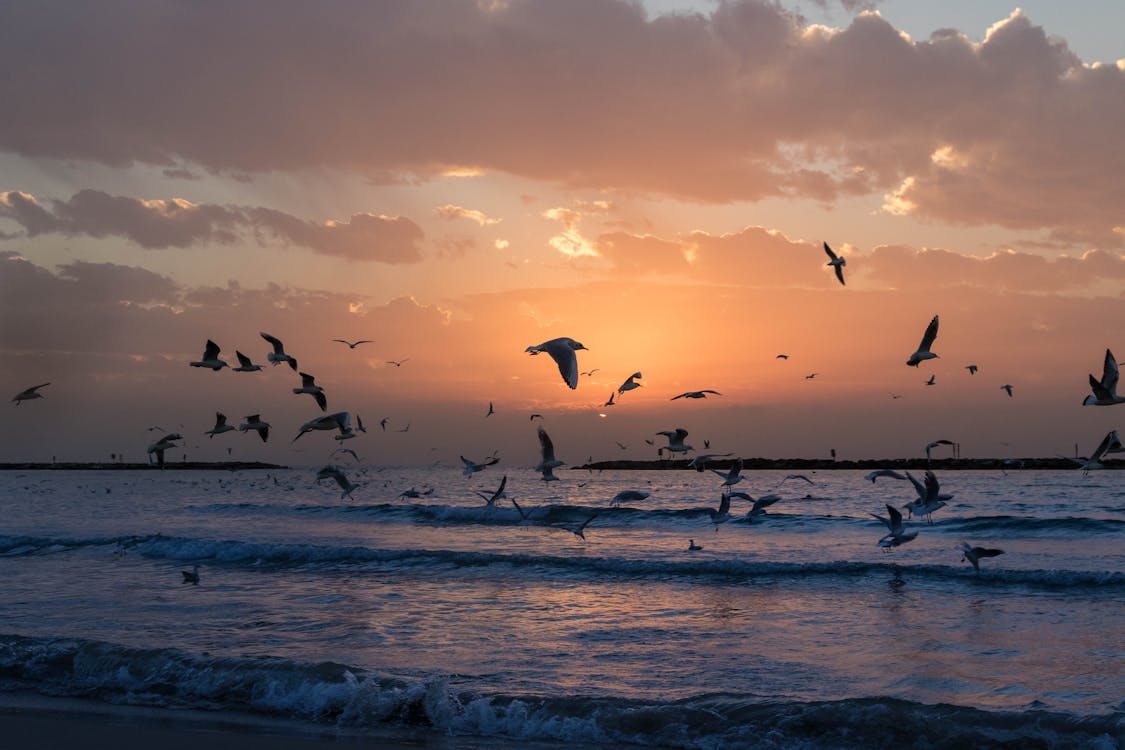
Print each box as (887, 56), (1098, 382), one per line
(1, 467), (1122, 748)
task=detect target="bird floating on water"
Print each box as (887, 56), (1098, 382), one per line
(181, 564), (200, 585)
(906, 315), (940, 367)
(688, 539), (702, 551)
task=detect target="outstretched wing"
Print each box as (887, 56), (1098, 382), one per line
(260, 332), (284, 353)
(1101, 349), (1119, 395)
(823, 242), (838, 262)
(203, 339), (221, 359)
(537, 425), (556, 462)
(833, 264), (845, 286)
(917, 315), (939, 353)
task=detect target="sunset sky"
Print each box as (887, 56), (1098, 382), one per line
(1, 0), (1122, 466)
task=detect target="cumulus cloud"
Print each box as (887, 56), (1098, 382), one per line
(0, 189), (424, 262)
(2, 3), (1119, 239)
(434, 204), (501, 226)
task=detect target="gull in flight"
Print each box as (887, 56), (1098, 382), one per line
(1064, 429), (1123, 475)
(181, 564), (200, 585)
(559, 510), (599, 540)
(610, 490), (650, 506)
(603, 392), (616, 407)
(332, 447), (361, 463)
(906, 315), (940, 367)
(379, 418), (389, 431)
(399, 487), (434, 499)
(146, 432), (182, 467)
(805, 373), (818, 380)
(656, 428), (693, 455)
(293, 372), (327, 411)
(486, 401), (495, 417)
(865, 469), (909, 483)
(293, 412), (353, 442)
(475, 475), (508, 506)
(580, 369), (600, 377)
(925, 374), (936, 386)
(615, 441), (629, 450)
(535, 425), (565, 481)
(711, 458), (743, 487)
(386, 358), (410, 367)
(671, 390), (721, 400)
(529, 413), (544, 421)
(525, 337), (587, 389)
(1000, 384), (1014, 397)
(925, 439), (954, 463)
(12, 382), (50, 405)
(237, 414), (270, 443)
(617, 372), (643, 395)
(903, 470), (950, 523)
(317, 465), (359, 499)
(959, 542), (1004, 573)
(873, 503), (918, 550)
(739, 492), (781, 522)
(823, 241), (846, 286)
(260, 332), (298, 371)
(333, 339), (373, 349)
(707, 491), (733, 524)
(965, 364), (978, 375)
(189, 340), (228, 371)
(232, 351), (263, 372)
(687, 453), (733, 471)
(461, 454), (500, 477)
(776, 354), (789, 360)
(1082, 349), (1124, 406)
(783, 474), (814, 485)
(205, 412), (237, 438)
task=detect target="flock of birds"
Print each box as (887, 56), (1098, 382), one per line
(9, 244), (1125, 581)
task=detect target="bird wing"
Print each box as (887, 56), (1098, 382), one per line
(314, 391), (327, 411)
(537, 426), (556, 462)
(924, 470), (940, 501)
(495, 474), (508, 497)
(1102, 349), (1119, 395)
(236, 351), (253, 367)
(976, 548), (1004, 558)
(671, 393), (687, 400)
(1091, 430), (1120, 461)
(905, 471), (926, 499)
(887, 504), (904, 531)
(260, 332), (284, 353)
(674, 428), (689, 442)
(823, 242), (838, 261)
(1089, 373), (1113, 401)
(299, 372), (316, 387)
(203, 339), (221, 359)
(258, 425), (269, 443)
(545, 340), (579, 389)
(917, 315), (939, 353)
(833, 264), (845, 285)
(214, 412), (227, 428)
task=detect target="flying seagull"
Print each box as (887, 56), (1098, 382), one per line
(1064, 429), (1123, 475)
(656, 428), (693, 455)
(146, 433), (182, 467)
(232, 351), (263, 372)
(925, 439), (954, 462)
(293, 412), (353, 442)
(293, 372), (327, 411)
(475, 475), (508, 506)
(687, 453), (734, 472)
(671, 390), (722, 400)
(1000, 384), (1014, 397)
(333, 339), (373, 349)
(823, 241), (846, 285)
(237, 414), (270, 443)
(12, 382), (50, 405)
(525, 337), (587, 389)
(603, 392), (616, 407)
(1082, 349), (1124, 406)
(189, 340), (228, 371)
(386, 358), (410, 367)
(610, 490), (650, 506)
(461, 454), (500, 477)
(903, 470), (950, 523)
(205, 412), (237, 438)
(873, 503), (917, 550)
(959, 542), (1004, 573)
(906, 315), (940, 367)
(925, 374), (936, 386)
(535, 425), (565, 481)
(617, 372), (643, 395)
(580, 369), (600, 377)
(776, 354), (789, 360)
(486, 401), (495, 417)
(260, 332), (298, 371)
(865, 469), (909, 483)
(559, 510), (599, 540)
(965, 364), (978, 375)
(711, 458), (743, 487)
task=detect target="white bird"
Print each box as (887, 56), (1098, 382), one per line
(671, 390), (721, 400)
(823, 241), (846, 285)
(189, 340), (228, 371)
(293, 412), (352, 442)
(260, 332), (298, 371)
(906, 315), (940, 367)
(711, 458), (743, 487)
(903, 470), (950, 523)
(237, 414), (270, 443)
(1064, 430), (1123, 475)
(743, 493), (781, 522)
(146, 433), (182, 467)
(461, 454), (500, 477)
(317, 465), (359, 499)
(293, 372), (327, 411)
(782, 474), (814, 485)
(205, 412), (236, 438)
(1082, 349), (1124, 406)
(181, 564), (200, 585)
(925, 439), (954, 462)
(617, 372), (643, 395)
(475, 475), (508, 506)
(525, 337), (587, 389)
(12, 382), (50, 405)
(687, 453), (733, 472)
(708, 491), (732, 523)
(333, 338), (373, 349)
(873, 503), (917, 550)
(535, 425), (565, 481)
(959, 542), (1004, 573)
(656, 428), (693, 455)
(227, 351), (260, 373)
(610, 490), (650, 506)
(865, 469), (909, 483)
(1000, 384), (1014, 397)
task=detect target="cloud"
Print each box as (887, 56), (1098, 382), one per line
(2, 3), (1119, 239)
(0, 189), (424, 262)
(434, 204), (501, 226)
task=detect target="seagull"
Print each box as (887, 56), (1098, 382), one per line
(525, 337), (587, 389)
(671, 390), (721, 400)
(12, 382), (50, 405)
(925, 439), (954, 462)
(873, 503), (917, 550)
(379, 418), (389, 431)
(965, 365), (978, 375)
(399, 487), (434, 499)
(260, 332), (298, 371)
(317, 465), (359, 499)
(461, 454), (500, 477)
(396, 422), (411, 433)
(1064, 430), (1123, 474)
(906, 315), (940, 367)
(1082, 349), (1124, 406)
(332, 447), (361, 462)
(529, 413), (543, 421)
(711, 458), (743, 487)
(610, 490), (650, 506)
(510, 497), (534, 522)
(776, 354), (789, 360)
(707, 491), (732, 523)
(603, 392), (616, 407)
(293, 412), (352, 442)
(959, 542), (1004, 573)
(205, 412), (237, 438)
(386, 358), (410, 367)
(823, 241), (846, 285)
(560, 510), (599, 540)
(744, 493), (781, 522)
(783, 474), (814, 485)
(354, 415), (367, 434)
(688, 539), (703, 551)
(805, 373), (818, 380)
(687, 453), (733, 471)
(1000, 384), (1014, 397)
(146, 432), (182, 467)
(292, 372), (327, 411)
(486, 401), (495, 417)
(475, 475), (508, 506)
(535, 425), (565, 481)
(189, 340), (228, 371)
(181, 564), (200, 585)
(656, 428), (693, 455)
(333, 339), (373, 349)
(925, 374), (936, 386)
(865, 469), (909, 483)
(617, 372), (643, 395)
(237, 414), (270, 443)
(232, 351), (263, 372)
(580, 369), (600, 377)
(903, 470), (950, 523)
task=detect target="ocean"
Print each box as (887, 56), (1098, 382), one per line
(1, 466), (1122, 748)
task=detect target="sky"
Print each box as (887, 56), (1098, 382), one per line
(1, 0), (1122, 466)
